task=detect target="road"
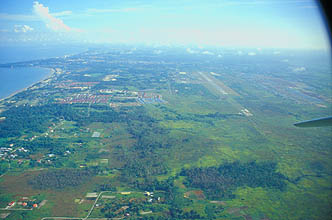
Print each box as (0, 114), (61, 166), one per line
(0, 208), (32, 211)
(41, 191), (113, 220)
(41, 218), (83, 220)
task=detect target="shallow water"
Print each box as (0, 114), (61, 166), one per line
(0, 67), (51, 99)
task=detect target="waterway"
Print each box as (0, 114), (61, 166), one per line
(0, 44), (87, 100)
(0, 67), (51, 100)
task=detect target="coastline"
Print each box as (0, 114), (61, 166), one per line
(0, 67), (56, 103)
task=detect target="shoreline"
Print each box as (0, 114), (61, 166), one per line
(0, 67), (56, 103)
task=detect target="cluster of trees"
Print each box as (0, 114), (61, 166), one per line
(205, 204), (225, 219)
(131, 176), (175, 192)
(169, 208), (202, 219)
(120, 150), (168, 178)
(16, 137), (67, 154)
(0, 101), (172, 177)
(0, 161), (9, 175)
(0, 105), (47, 137)
(181, 161), (287, 199)
(0, 103), (153, 138)
(81, 110), (121, 125)
(96, 183), (116, 192)
(29, 167), (97, 189)
(109, 108), (172, 180)
(0, 104), (81, 137)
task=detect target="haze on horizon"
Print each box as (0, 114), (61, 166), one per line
(0, 0), (330, 50)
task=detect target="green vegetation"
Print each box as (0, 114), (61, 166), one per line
(0, 47), (331, 220)
(181, 161), (287, 199)
(29, 168), (97, 190)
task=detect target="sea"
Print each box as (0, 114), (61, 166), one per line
(0, 44), (87, 100)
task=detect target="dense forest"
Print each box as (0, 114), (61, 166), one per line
(181, 161), (287, 199)
(0, 104), (79, 137)
(0, 103), (155, 137)
(14, 137), (67, 154)
(29, 168), (97, 190)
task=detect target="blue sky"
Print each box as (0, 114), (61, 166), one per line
(0, 0), (330, 49)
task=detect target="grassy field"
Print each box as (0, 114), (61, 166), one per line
(0, 171), (110, 219)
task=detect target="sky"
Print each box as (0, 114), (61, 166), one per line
(0, 0), (330, 49)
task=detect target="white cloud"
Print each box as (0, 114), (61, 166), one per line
(248, 52), (256, 56)
(14, 24), (34, 33)
(293, 67), (306, 72)
(51, 11), (72, 17)
(186, 48), (197, 54)
(153, 50), (162, 54)
(33, 1), (71, 32)
(86, 8), (138, 13)
(202, 51), (214, 55)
